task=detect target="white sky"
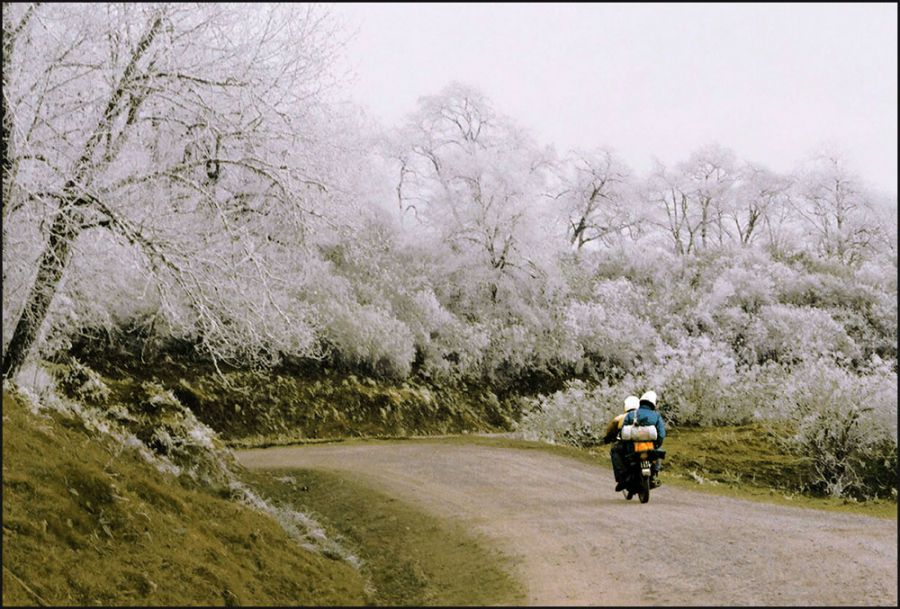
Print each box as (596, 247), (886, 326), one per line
(332, 2), (898, 196)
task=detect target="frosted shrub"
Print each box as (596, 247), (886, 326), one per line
(477, 306), (577, 385)
(429, 320), (490, 380)
(483, 322), (538, 383)
(130, 381), (239, 488)
(564, 300), (657, 376)
(591, 242), (675, 288)
(784, 358), (898, 499)
(708, 264), (776, 314)
(709, 305), (755, 365)
(749, 304), (860, 365)
(562, 278), (659, 375)
(864, 290), (898, 361)
(36, 234), (161, 358)
(527, 303), (585, 377)
(323, 303), (416, 378)
(519, 379), (638, 447)
(777, 266), (861, 310)
(727, 361), (793, 421)
(828, 306), (895, 365)
(58, 359), (111, 405)
(649, 336), (739, 425)
(401, 290), (488, 380)
(855, 256), (897, 296)
(13, 361), (61, 407)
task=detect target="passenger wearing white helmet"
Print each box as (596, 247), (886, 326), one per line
(622, 390), (666, 488)
(602, 395), (640, 489)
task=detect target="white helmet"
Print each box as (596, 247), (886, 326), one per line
(624, 395), (639, 412)
(639, 390), (657, 407)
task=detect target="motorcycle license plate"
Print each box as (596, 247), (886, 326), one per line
(633, 441), (654, 452)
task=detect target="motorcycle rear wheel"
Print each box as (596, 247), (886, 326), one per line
(639, 476), (650, 503)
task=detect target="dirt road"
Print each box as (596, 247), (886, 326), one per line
(238, 442), (897, 606)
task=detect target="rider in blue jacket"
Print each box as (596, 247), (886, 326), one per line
(622, 390), (665, 487)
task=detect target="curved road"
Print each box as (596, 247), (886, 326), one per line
(238, 442), (897, 606)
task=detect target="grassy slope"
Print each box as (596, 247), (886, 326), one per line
(1, 389), (366, 606)
(2, 388), (526, 606)
(245, 468), (524, 606)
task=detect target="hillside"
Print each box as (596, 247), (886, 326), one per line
(1, 389), (367, 606)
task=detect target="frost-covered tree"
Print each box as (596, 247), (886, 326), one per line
(395, 82), (559, 307)
(729, 163), (794, 249)
(2, 3), (347, 377)
(677, 144), (738, 249)
(552, 148), (641, 251)
(792, 153), (883, 265)
(645, 161), (699, 256)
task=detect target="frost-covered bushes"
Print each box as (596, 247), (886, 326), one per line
(477, 305), (580, 388)
(564, 279), (660, 378)
(321, 302), (416, 378)
(784, 358), (898, 499)
(829, 305), (896, 364)
(35, 234), (160, 357)
(648, 336), (741, 425)
(58, 358), (112, 405)
(746, 304), (859, 366)
(707, 262), (777, 315)
(482, 321), (543, 384)
(590, 241), (676, 289)
(518, 379), (632, 446)
(394, 289), (488, 380)
(725, 361), (794, 421)
(865, 290), (899, 361)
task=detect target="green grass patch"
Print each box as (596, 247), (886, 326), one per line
(2, 389), (367, 606)
(243, 467), (524, 606)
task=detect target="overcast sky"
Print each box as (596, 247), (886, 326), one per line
(332, 2), (897, 196)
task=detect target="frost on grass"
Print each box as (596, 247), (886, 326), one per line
(9, 362), (360, 568)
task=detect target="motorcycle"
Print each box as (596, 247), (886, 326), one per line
(621, 441), (666, 503)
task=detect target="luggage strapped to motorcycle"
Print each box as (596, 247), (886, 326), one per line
(620, 409), (658, 442)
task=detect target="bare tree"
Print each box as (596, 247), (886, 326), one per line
(646, 160), (699, 256)
(729, 163), (794, 249)
(553, 148), (639, 250)
(792, 153), (881, 265)
(2, 3), (346, 378)
(677, 144), (737, 249)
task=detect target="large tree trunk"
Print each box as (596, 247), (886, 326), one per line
(2, 209), (79, 378)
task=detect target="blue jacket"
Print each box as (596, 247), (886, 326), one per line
(623, 404), (666, 446)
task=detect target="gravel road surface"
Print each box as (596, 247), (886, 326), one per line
(238, 443), (897, 606)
